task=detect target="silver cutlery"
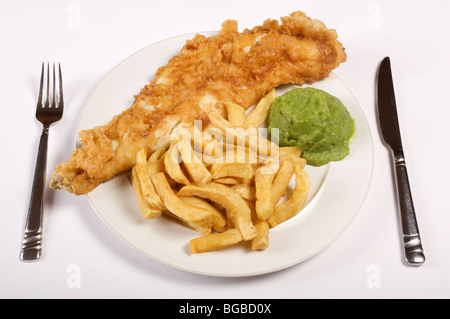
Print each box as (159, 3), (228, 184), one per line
(377, 57), (425, 266)
(21, 63), (64, 262)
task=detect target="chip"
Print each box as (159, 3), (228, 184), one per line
(251, 221), (270, 251)
(134, 149), (165, 211)
(164, 141), (191, 185)
(255, 164), (275, 221)
(150, 172), (223, 235)
(177, 137), (212, 185)
(210, 162), (254, 180)
(190, 229), (243, 254)
(268, 164), (311, 228)
(244, 88), (276, 128)
(178, 195), (226, 232)
(271, 158), (295, 206)
(231, 184), (256, 201)
(177, 182), (257, 240)
(225, 101), (246, 127)
(130, 167), (163, 219)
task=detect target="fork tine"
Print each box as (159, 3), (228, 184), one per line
(44, 63), (50, 108)
(58, 63), (64, 109)
(52, 63), (56, 108)
(37, 62), (44, 107)
(52, 62), (57, 108)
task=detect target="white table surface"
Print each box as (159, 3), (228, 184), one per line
(1, 0), (449, 299)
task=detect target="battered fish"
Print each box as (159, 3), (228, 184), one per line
(50, 11), (346, 195)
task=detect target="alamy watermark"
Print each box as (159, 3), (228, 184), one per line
(67, 4), (82, 29)
(366, 4), (382, 29)
(366, 264), (381, 289)
(66, 264), (81, 289)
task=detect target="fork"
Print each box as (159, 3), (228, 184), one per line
(20, 62), (64, 262)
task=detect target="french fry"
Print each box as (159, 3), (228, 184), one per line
(252, 134), (279, 159)
(231, 184), (256, 201)
(134, 150), (165, 211)
(282, 153), (307, 169)
(217, 146), (258, 165)
(191, 123), (204, 153)
(279, 146), (303, 159)
(130, 167), (163, 219)
(208, 114), (256, 159)
(244, 88), (276, 128)
(200, 153), (215, 167)
(190, 229), (243, 254)
(164, 210), (212, 237)
(213, 177), (241, 185)
(239, 177), (254, 186)
(201, 126), (224, 158)
(178, 196), (226, 232)
(271, 158), (295, 206)
(150, 173), (223, 235)
(149, 146), (168, 163)
(147, 154), (165, 175)
(251, 221), (270, 251)
(208, 111), (235, 131)
(210, 162), (254, 180)
(178, 138), (212, 185)
(209, 111), (279, 159)
(245, 199), (269, 251)
(177, 182), (257, 240)
(255, 165), (275, 221)
(292, 155), (307, 169)
(164, 142), (191, 185)
(225, 101), (246, 127)
(268, 164), (311, 228)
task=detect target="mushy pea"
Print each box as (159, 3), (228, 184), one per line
(268, 87), (355, 166)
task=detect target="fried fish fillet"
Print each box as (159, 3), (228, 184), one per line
(50, 11), (346, 195)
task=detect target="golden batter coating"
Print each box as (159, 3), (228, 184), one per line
(50, 11), (346, 194)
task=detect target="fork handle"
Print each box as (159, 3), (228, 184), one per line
(21, 127), (49, 262)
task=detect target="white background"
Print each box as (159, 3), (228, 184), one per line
(1, 0), (449, 299)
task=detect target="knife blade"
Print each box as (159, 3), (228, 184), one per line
(377, 57), (425, 266)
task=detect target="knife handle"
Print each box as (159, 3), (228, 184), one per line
(392, 149), (425, 266)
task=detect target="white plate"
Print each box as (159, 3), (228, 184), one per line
(78, 32), (374, 277)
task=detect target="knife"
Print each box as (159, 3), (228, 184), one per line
(377, 57), (425, 267)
